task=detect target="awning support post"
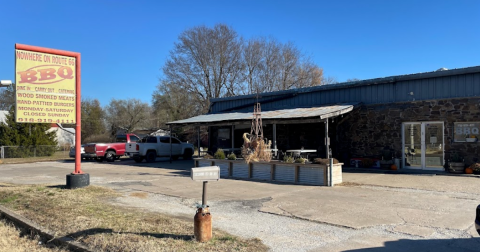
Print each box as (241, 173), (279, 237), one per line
(325, 118), (333, 187)
(169, 124), (172, 163)
(231, 125), (235, 152)
(273, 124), (277, 157)
(197, 126), (201, 158)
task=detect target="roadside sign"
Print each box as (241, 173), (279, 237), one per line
(191, 166), (220, 181)
(15, 48), (76, 124)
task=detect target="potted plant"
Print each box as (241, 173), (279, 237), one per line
(448, 152), (465, 173)
(468, 163), (480, 175)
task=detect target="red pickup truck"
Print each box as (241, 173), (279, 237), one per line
(83, 133), (140, 162)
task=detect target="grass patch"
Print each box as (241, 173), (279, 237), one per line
(0, 219), (68, 252)
(0, 151), (71, 164)
(0, 183), (268, 251)
(0, 195), (18, 204)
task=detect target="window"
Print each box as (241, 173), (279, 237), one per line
(116, 135), (127, 143)
(130, 135), (140, 142)
(160, 137), (181, 144)
(146, 137), (158, 143)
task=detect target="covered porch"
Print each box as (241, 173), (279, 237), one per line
(166, 103), (359, 162)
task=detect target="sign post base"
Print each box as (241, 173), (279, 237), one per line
(66, 173), (89, 189)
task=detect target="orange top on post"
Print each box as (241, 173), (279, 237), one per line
(15, 44), (82, 174)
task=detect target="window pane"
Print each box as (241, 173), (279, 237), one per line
(147, 137), (157, 143)
(116, 135), (127, 143)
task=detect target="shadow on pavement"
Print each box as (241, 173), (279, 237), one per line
(64, 227), (193, 241)
(344, 237), (480, 252)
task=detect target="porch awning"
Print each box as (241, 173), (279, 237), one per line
(166, 103), (359, 126)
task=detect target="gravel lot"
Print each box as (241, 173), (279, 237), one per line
(1, 160), (479, 251)
(112, 184), (480, 252)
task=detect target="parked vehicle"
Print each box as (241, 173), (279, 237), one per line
(476, 204), (480, 235)
(69, 144), (85, 159)
(83, 134), (140, 162)
(127, 136), (194, 163)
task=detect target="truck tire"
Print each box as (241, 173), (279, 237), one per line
(105, 151), (116, 162)
(183, 149), (193, 160)
(133, 157), (144, 163)
(145, 151), (156, 163)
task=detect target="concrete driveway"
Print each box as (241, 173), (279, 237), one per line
(0, 159), (479, 251)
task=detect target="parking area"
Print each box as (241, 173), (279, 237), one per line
(0, 159), (479, 251)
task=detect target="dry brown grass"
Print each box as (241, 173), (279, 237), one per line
(0, 183), (268, 252)
(0, 219), (68, 252)
(242, 139), (272, 164)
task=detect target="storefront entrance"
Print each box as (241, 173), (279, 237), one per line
(402, 122), (444, 170)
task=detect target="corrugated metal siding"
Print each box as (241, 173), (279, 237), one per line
(274, 165), (295, 183)
(252, 163), (271, 181)
(198, 160), (213, 167)
(298, 167), (324, 186)
(211, 72), (480, 113)
(214, 162), (230, 178)
(232, 163), (249, 178)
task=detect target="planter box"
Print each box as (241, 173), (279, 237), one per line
(194, 158), (343, 186)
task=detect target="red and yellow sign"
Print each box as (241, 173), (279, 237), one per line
(15, 49), (76, 123)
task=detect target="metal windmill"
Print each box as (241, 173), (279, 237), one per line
(249, 92), (263, 141)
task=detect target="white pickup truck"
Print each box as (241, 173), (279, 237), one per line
(126, 136), (194, 163)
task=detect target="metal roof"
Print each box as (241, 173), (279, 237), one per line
(210, 65), (480, 103)
(167, 103), (358, 126)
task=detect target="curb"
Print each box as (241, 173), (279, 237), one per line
(342, 167), (480, 177)
(0, 205), (93, 252)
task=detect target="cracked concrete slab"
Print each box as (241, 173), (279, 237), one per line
(393, 225), (436, 237)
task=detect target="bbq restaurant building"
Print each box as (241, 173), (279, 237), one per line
(168, 66), (480, 170)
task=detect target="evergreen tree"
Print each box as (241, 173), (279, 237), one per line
(0, 106), (57, 157)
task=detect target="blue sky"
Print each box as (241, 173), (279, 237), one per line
(1, 0), (479, 106)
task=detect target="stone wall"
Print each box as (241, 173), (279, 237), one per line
(337, 98), (480, 167)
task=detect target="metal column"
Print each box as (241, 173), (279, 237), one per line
(197, 126), (201, 158)
(273, 124), (277, 157)
(325, 119), (329, 159)
(231, 125), (235, 151)
(169, 124), (172, 163)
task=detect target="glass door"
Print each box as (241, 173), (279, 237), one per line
(403, 123), (422, 168)
(424, 122), (444, 169)
(402, 122), (444, 170)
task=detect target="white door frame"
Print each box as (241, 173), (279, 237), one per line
(402, 121), (444, 170)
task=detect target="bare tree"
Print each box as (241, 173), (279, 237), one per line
(105, 98), (151, 136)
(321, 76), (338, 85)
(81, 98), (105, 143)
(162, 24), (245, 114)
(157, 24), (328, 126)
(152, 80), (202, 126)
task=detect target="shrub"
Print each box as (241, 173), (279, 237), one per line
(214, 149), (226, 159)
(227, 153), (237, 160)
(294, 157), (307, 164)
(283, 155), (294, 163)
